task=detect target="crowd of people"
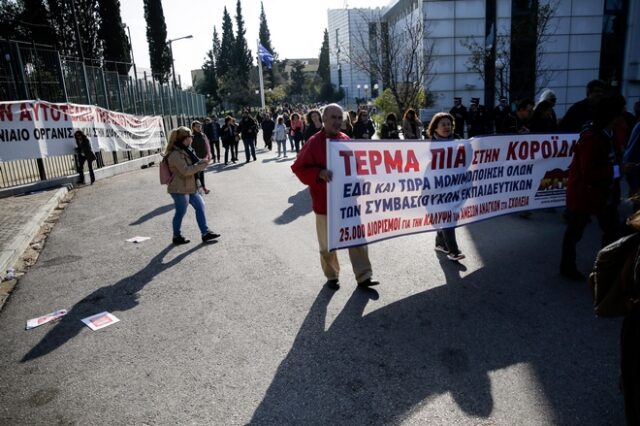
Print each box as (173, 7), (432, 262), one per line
(152, 80), (640, 423)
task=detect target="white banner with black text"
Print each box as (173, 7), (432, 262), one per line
(0, 100), (166, 161)
(327, 134), (578, 250)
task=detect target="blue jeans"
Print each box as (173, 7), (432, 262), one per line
(170, 193), (208, 237)
(243, 138), (256, 161)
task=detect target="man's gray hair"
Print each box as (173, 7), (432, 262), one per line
(321, 103), (344, 120)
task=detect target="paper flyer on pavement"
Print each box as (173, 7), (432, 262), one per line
(126, 236), (151, 243)
(25, 309), (67, 330)
(81, 312), (120, 331)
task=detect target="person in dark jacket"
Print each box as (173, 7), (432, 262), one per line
(260, 113), (275, 150)
(74, 130), (96, 185)
(204, 116), (221, 163)
(352, 109), (375, 139)
(530, 100), (558, 133)
(499, 98), (534, 134)
(303, 109), (323, 143)
(379, 113), (400, 139)
(190, 121), (211, 194)
(238, 111), (258, 162)
(559, 79), (606, 132)
(449, 97), (468, 138)
(221, 116), (238, 165)
(467, 97), (488, 137)
(493, 96), (510, 134)
(560, 92), (626, 281)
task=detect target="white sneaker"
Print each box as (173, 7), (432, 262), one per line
(447, 252), (465, 261)
(434, 245), (448, 254)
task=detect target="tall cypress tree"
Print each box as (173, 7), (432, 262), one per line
(75, 0), (102, 61)
(19, 0), (57, 46)
(143, 0), (171, 83)
(47, 0), (101, 61)
(212, 26), (221, 65)
(233, 0), (252, 82)
(199, 49), (219, 111)
(258, 2), (275, 57)
(317, 29), (330, 83)
(217, 7), (235, 80)
(97, 0), (130, 74)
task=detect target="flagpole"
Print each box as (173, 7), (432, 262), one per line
(257, 40), (266, 109)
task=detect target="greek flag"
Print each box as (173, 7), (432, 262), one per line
(258, 43), (274, 69)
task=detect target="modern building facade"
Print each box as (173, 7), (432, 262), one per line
(328, 0), (640, 116)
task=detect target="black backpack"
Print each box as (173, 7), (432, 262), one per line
(589, 233), (640, 318)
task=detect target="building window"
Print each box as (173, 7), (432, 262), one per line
(599, 0), (628, 86)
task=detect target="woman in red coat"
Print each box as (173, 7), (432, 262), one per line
(560, 92), (627, 281)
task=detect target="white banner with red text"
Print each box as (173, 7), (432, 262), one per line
(327, 134), (578, 250)
(0, 100), (166, 161)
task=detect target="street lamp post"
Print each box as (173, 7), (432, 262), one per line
(167, 35), (193, 89)
(364, 84), (369, 105)
(356, 84), (361, 105)
(373, 83), (379, 98)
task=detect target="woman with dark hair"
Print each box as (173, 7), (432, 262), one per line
(74, 130), (97, 185)
(426, 112), (465, 261)
(221, 116), (238, 165)
(162, 126), (219, 245)
(303, 109), (323, 143)
(402, 108), (423, 140)
(560, 92), (627, 281)
(352, 109), (375, 139)
(530, 100), (558, 133)
(379, 113), (400, 139)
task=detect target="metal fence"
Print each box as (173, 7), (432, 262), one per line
(0, 39), (206, 190)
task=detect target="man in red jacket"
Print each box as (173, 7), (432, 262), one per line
(291, 103), (379, 290)
(560, 92), (626, 281)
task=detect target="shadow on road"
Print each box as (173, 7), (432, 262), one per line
(251, 234), (622, 425)
(273, 189), (312, 225)
(129, 204), (173, 226)
(21, 243), (208, 362)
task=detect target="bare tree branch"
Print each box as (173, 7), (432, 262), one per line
(337, 8), (436, 114)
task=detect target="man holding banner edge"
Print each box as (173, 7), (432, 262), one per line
(291, 104), (379, 291)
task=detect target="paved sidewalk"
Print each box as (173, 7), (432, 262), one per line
(0, 187), (69, 292)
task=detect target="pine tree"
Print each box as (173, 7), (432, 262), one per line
(258, 2), (275, 58)
(75, 0), (102, 61)
(97, 0), (131, 74)
(233, 0), (253, 83)
(289, 61), (306, 96)
(19, 0), (57, 46)
(47, 0), (101, 61)
(212, 26), (221, 65)
(46, 0), (74, 55)
(258, 1), (277, 89)
(143, 0), (171, 83)
(198, 49), (219, 112)
(217, 7), (235, 79)
(318, 29), (330, 83)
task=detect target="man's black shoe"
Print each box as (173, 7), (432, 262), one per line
(325, 279), (340, 290)
(357, 278), (380, 288)
(560, 268), (586, 282)
(173, 235), (190, 245)
(202, 231), (221, 243)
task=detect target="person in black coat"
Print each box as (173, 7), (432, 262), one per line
(380, 113), (400, 139)
(352, 109), (375, 139)
(559, 79), (606, 132)
(449, 97), (468, 138)
(260, 113), (275, 150)
(204, 116), (221, 163)
(74, 130), (96, 184)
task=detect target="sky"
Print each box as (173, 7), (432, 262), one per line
(120, 0), (392, 88)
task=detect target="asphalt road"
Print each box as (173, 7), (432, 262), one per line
(0, 143), (626, 425)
